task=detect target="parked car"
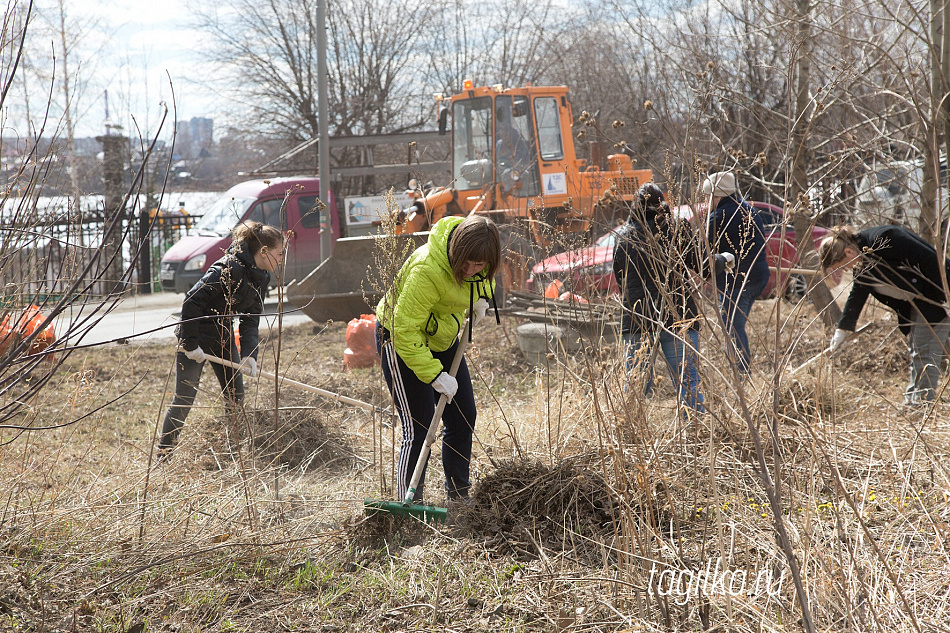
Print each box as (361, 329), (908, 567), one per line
(853, 158), (948, 230)
(159, 177), (340, 293)
(526, 230), (622, 297)
(526, 202), (838, 301)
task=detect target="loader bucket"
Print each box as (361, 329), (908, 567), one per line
(286, 232), (428, 323)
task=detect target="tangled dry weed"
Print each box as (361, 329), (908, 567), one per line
(0, 294), (949, 632)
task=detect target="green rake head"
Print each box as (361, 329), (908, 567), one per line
(363, 498), (448, 525)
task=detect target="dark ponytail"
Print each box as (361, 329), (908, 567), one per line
(231, 221), (284, 257)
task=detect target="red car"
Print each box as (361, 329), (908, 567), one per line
(526, 202), (837, 300)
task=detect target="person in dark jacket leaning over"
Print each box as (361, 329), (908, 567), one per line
(819, 224), (950, 407)
(158, 221), (286, 460)
(702, 171), (769, 375)
(613, 183), (734, 413)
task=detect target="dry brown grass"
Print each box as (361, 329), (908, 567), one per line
(0, 293), (948, 632)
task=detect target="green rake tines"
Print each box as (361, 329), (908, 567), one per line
(362, 498), (448, 524)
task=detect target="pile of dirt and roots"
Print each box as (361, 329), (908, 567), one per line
(245, 402), (360, 472)
(344, 508), (436, 557)
(453, 458), (619, 562)
(193, 396), (359, 472)
(343, 458), (623, 564)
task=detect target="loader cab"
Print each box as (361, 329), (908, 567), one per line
(451, 91), (542, 198)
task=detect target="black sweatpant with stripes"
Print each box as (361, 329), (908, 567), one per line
(378, 334), (476, 502)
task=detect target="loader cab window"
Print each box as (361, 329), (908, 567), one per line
(494, 95), (540, 197)
(452, 96), (493, 190)
(534, 97), (564, 161)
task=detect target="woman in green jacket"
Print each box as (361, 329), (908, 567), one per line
(376, 215), (500, 502)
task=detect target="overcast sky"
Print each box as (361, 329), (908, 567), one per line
(28, 0), (220, 140)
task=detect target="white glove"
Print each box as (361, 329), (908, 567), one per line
(431, 372), (459, 402)
(184, 346), (207, 363)
(719, 252), (736, 272)
(240, 356), (259, 378)
(473, 298), (490, 322)
(829, 328), (849, 352)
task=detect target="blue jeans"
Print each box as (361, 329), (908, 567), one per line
(623, 328), (705, 413)
(718, 273), (768, 374)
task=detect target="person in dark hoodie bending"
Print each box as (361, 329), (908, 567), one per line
(157, 221), (285, 460)
(819, 224), (950, 407)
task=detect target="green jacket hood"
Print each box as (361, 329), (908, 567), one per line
(425, 214), (462, 279)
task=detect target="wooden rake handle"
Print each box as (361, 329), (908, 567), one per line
(787, 323), (872, 376)
(203, 353), (385, 414)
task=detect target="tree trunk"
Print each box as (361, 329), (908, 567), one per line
(923, 0), (943, 244)
(942, 0), (950, 244)
(791, 0), (841, 327)
(57, 0), (82, 242)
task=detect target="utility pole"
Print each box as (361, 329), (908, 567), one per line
(317, 0), (332, 263)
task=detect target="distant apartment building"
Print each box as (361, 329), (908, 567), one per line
(174, 117), (214, 160)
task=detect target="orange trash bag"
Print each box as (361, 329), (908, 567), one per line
(343, 314), (379, 370)
(18, 305), (56, 354)
(0, 317), (13, 358)
(543, 279), (563, 299)
(0, 305), (56, 357)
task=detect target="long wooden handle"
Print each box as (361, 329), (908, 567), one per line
(203, 353), (384, 413)
(770, 266), (822, 276)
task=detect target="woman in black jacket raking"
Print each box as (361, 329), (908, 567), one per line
(819, 224), (950, 407)
(158, 221), (285, 460)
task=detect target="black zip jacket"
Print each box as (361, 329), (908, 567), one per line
(613, 213), (725, 335)
(176, 241), (269, 359)
(706, 194), (770, 292)
(838, 225), (950, 336)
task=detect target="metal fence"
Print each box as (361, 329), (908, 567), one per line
(0, 211), (201, 306)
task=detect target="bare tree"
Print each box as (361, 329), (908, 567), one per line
(194, 0), (436, 141)
(789, 0), (841, 325)
(55, 0), (80, 218)
(20, 0), (113, 195)
(539, 18), (659, 167)
(0, 0), (169, 433)
(423, 0), (575, 96)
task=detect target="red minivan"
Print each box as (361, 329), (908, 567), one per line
(159, 177), (340, 293)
